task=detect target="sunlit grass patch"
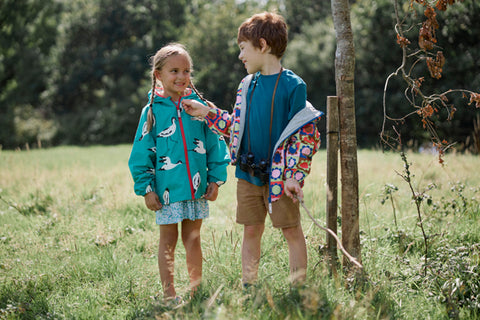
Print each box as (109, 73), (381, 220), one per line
(1, 146), (479, 319)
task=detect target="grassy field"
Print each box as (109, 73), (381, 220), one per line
(0, 145), (479, 319)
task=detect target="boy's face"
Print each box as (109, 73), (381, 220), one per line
(238, 40), (264, 74)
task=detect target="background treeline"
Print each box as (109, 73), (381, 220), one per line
(1, 0), (479, 150)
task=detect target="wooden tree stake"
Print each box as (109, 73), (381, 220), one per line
(326, 96), (340, 267)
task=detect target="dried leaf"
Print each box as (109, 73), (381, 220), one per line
(396, 34), (411, 48)
(426, 51), (445, 79)
(469, 92), (480, 108)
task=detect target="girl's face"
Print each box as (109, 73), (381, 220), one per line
(238, 40), (264, 74)
(155, 54), (191, 101)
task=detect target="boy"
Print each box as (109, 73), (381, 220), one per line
(183, 12), (322, 286)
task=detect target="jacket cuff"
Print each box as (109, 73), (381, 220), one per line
(284, 169), (306, 184)
(205, 108), (220, 121)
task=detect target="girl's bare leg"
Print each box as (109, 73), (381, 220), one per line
(181, 219), (203, 294)
(158, 224), (178, 299)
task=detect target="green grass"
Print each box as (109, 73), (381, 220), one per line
(1, 145), (479, 319)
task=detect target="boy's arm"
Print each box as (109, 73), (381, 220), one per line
(183, 99), (233, 137)
(283, 121), (321, 186)
(284, 178), (304, 202)
(204, 107), (234, 137)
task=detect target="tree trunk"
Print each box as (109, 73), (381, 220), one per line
(331, 0), (361, 269)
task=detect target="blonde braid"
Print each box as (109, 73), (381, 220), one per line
(146, 72), (156, 132)
(190, 81), (215, 109)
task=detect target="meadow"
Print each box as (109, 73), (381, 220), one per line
(0, 145), (479, 319)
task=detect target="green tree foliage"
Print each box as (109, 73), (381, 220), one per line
(351, 0), (405, 147)
(284, 18), (336, 114)
(44, 0), (187, 145)
(180, 0), (255, 110)
(0, 0), (479, 149)
(284, 0), (332, 35)
(0, 0), (61, 148)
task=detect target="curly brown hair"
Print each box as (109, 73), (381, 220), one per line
(237, 12), (288, 58)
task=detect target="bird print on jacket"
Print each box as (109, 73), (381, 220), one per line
(192, 172), (200, 195)
(139, 112), (156, 141)
(159, 156), (182, 171)
(163, 188), (170, 205)
(139, 122), (149, 141)
(145, 185), (153, 194)
(158, 117), (176, 138)
(193, 138), (206, 154)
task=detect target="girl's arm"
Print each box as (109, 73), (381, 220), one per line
(128, 107), (157, 197)
(203, 183), (219, 201)
(144, 192), (162, 211)
(204, 124), (230, 185)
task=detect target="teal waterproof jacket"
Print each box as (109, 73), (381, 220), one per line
(128, 88), (230, 205)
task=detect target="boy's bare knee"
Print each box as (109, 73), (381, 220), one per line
(244, 224), (264, 239)
(281, 225), (303, 241)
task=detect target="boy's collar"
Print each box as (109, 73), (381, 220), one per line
(257, 66), (284, 77)
(259, 63), (283, 76)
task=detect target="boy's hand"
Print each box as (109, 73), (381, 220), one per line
(204, 182), (219, 201)
(284, 178), (303, 203)
(144, 192), (162, 211)
(182, 99), (213, 118)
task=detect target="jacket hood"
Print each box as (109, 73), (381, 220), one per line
(273, 101), (323, 153)
(148, 87), (196, 104)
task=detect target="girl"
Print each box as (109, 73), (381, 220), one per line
(128, 43), (229, 302)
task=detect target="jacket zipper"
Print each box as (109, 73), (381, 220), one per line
(175, 99), (195, 199)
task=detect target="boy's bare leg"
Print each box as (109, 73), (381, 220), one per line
(158, 224), (179, 299)
(241, 223), (265, 285)
(181, 219), (203, 295)
(281, 225), (307, 284)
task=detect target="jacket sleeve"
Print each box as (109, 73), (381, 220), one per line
(204, 107), (234, 137)
(283, 121), (321, 186)
(128, 107), (157, 196)
(204, 124), (230, 184)
(204, 79), (244, 137)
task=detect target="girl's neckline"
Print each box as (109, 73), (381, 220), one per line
(154, 87), (192, 99)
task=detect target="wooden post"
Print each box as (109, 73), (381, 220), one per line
(326, 96), (339, 267)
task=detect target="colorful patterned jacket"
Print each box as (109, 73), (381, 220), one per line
(204, 74), (323, 209)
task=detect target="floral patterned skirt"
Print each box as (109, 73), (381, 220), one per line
(155, 199), (209, 225)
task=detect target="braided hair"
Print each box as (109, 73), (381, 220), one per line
(146, 43), (212, 132)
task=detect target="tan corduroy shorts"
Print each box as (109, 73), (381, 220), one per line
(236, 178), (301, 228)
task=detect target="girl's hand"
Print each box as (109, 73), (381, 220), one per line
(144, 192), (162, 211)
(204, 182), (219, 201)
(182, 99), (213, 118)
(284, 178), (303, 203)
